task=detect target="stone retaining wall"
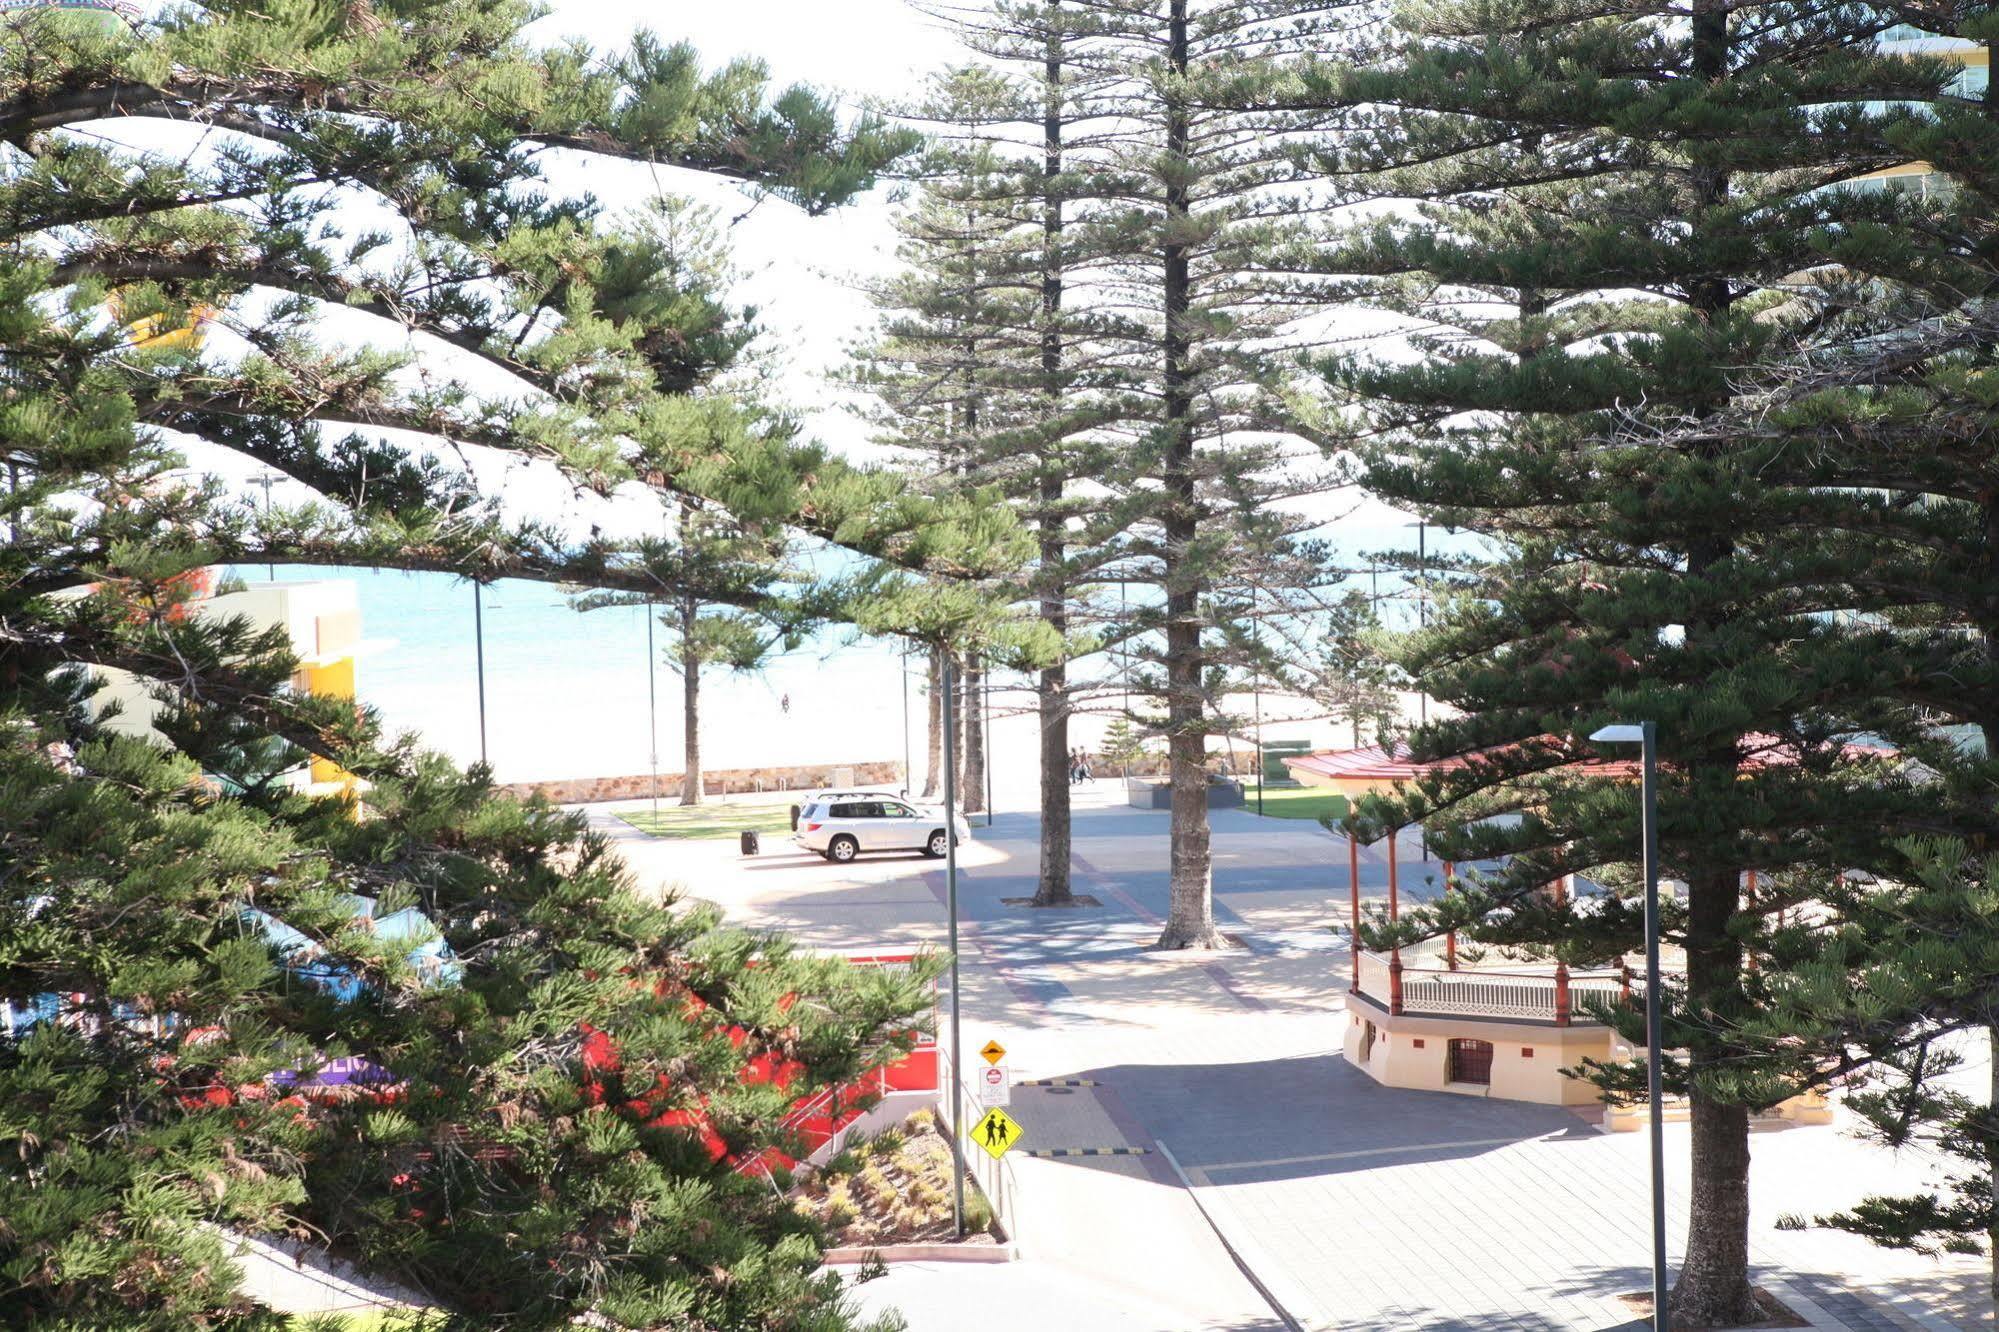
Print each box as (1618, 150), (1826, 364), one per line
(502, 760), (902, 807)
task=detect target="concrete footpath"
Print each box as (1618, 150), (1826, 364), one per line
(589, 785), (1995, 1332)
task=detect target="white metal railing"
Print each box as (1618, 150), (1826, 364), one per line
(1401, 969), (1569, 1021)
(1356, 951), (1393, 1005)
(1354, 951), (1635, 1024)
(1568, 976), (1630, 1010)
(949, 1060), (1020, 1243)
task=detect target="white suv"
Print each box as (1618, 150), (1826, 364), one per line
(795, 797), (971, 863)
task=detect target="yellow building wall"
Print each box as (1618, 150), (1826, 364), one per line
(205, 581), (368, 798)
(302, 656), (360, 792)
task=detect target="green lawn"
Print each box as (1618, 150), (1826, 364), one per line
(617, 802), (796, 840)
(1240, 784), (1351, 823)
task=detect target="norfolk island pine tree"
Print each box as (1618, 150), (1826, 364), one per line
(851, 27), (1127, 902)
(1591, 16), (1999, 1290)
(1291, 3), (1970, 1320)
(940, 0), (1363, 948)
(865, 1), (1372, 929)
(0, 2), (1038, 1324)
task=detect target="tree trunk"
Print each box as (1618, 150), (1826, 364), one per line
(1152, 0), (1225, 951)
(1989, 1021), (1999, 1300)
(1036, 570), (1072, 904)
(923, 646), (943, 798)
(1668, 1), (1760, 1315)
(1679, 1090), (1755, 1323)
(1673, 860), (1759, 1324)
(1985, 463), (1999, 1299)
(678, 595), (703, 807)
(962, 654), (987, 816)
(1157, 594), (1222, 948)
(1033, 5), (1073, 907)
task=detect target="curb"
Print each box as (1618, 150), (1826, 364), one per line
(1156, 1140), (1307, 1332)
(823, 1241), (1018, 1265)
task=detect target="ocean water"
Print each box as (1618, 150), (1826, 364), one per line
(236, 565), (929, 786)
(236, 521), (1457, 792)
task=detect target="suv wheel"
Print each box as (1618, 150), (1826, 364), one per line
(828, 835), (859, 863)
(925, 829), (949, 858)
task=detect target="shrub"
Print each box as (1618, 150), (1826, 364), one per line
(964, 1190), (995, 1235)
(858, 1164), (898, 1210)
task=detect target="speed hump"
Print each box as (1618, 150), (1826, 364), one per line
(971, 1107), (1024, 1161)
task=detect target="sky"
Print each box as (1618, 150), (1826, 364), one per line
(155, 0), (1414, 547)
(524, 0), (962, 462)
(125, 0), (1434, 778)
(513, 0), (1411, 534)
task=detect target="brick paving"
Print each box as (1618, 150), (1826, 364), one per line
(592, 788), (1994, 1332)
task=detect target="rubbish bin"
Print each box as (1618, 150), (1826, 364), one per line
(740, 830), (760, 856)
(789, 804), (801, 831)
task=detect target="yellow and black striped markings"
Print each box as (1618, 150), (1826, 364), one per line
(1022, 1146), (1150, 1158)
(1017, 1078), (1099, 1087)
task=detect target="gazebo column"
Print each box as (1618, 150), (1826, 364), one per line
(1744, 869), (1758, 972)
(1387, 827), (1403, 1015)
(1443, 859), (1457, 970)
(1348, 832), (1361, 991)
(1551, 874), (1571, 1024)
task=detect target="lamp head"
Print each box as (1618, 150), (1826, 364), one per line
(1589, 724), (1645, 744)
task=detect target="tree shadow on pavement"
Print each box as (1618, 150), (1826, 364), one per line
(1049, 1051), (1584, 1184)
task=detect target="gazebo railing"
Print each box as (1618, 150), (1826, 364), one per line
(1357, 950), (1393, 1005)
(1352, 951), (1635, 1025)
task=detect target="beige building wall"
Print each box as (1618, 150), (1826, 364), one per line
(1348, 1003), (1837, 1127)
(1344, 1002), (1617, 1106)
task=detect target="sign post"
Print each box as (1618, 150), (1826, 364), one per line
(943, 658), (964, 1237)
(972, 1107), (1025, 1161)
(979, 1063), (1011, 1109)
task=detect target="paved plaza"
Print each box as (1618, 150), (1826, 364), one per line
(590, 786), (1995, 1332)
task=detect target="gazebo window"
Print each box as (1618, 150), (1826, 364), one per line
(1448, 1038), (1494, 1086)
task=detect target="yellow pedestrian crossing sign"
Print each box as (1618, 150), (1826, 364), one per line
(971, 1107), (1024, 1161)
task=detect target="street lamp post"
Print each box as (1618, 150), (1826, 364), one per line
(1406, 520), (1429, 726)
(646, 602), (659, 819)
(1251, 582), (1263, 815)
(251, 471), (279, 580)
(982, 673), (994, 827)
(473, 582), (489, 767)
(1120, 575), (1131, 716)
(1590, 720), (1667, 1332)
(942, 658), (966, 1236)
